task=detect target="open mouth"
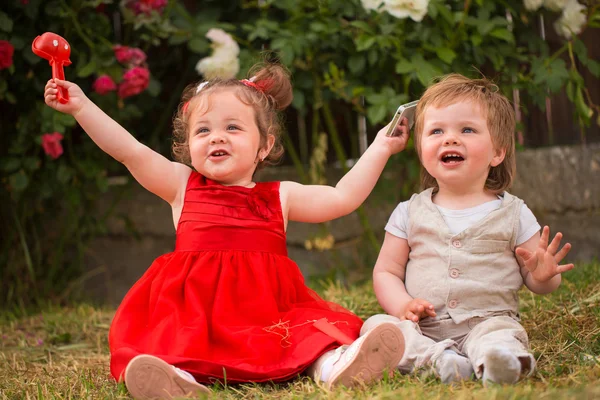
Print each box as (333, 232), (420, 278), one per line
(209, 150), (229, 158)
(440, 152), (464, 163)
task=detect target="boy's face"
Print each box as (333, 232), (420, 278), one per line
(419, 100), (505, 192)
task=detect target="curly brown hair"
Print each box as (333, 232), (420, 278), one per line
(172, 63), (293, 172)
(413, 73), (516, 194)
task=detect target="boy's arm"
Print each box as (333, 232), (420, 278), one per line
(280, 122), (409, 223)
(516, 226), (574, 294)
(373, 233), (435, 321)
(46, 79), (189, 205)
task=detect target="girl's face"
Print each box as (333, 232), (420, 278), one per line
(187, 89), (273, 186)
(419, 101), (505, 193)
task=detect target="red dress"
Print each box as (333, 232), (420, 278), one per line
(109, 172), (363, 383)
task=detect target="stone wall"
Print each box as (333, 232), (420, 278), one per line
(84, 144), (600, 305)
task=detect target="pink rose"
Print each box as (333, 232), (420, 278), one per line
(118, 67), (150, 99)
(41, 133), (64, 160)
(0, 40), (14, 70)
(126, 0), (167, 15)
(93, 75), (117, 95)
(113, 45), (147, 66)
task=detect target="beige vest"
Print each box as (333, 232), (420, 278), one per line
(405, 188), (523, 324)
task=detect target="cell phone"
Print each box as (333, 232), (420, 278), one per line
(385, 100), (419, 137)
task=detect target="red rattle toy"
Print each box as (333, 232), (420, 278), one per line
(32, 32), (72, 104)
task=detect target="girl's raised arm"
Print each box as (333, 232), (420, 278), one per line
(45, 79), (190, 205)
(281, 121), (409, 223)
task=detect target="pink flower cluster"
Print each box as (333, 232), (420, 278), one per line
(113, 45), (147, 67)
(92, 45), (150, 99)
(41, 132), (64, 160)
(0, 40), (14, 70)
(118, 67), (150, 99)
(93, 75), (117, 95)
(126, 0), (167, 15)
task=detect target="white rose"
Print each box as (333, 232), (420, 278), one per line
(205, 28), (240, 56)
(524, 0), (543, 11)
(543, 0), (568, 11)
(195, 29), (240, 79)
(361, 0), (384, 11)
(384, 0), (430, 22)
(554, 0), (587, 39)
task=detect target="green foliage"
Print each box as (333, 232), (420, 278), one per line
(0, 0), (599, 309)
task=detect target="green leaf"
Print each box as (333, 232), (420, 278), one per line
(575, 87), (593, 121)
(77, 59), (97, 78)
(0, 157), (20, 172)
(395, 59), (414, 74)
(435, 2), (454, 24)
(0, 11), (13, 32)
(292, 89), (305, 111)
(367, 104), (387, 125)
(356, 35), (376, 52)
(489, 28), (514, 43)
(168, 35), (190, 46)
(572, 39), (588, 65)
(57, 164), (73, 184)
(411, 55), (442, 86)
(435, 48), (456, 64)
(147, 78), (161, 97)
(349, 21), (374, 33)
(188, 38), (208, 54)
(9, 171), (29, 192)
(11, 36), (25, 51)
(348, 55), (366, 75)
(587, 60), (600, 78)
(368, 48), (378, 66)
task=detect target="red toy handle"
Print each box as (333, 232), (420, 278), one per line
(31, 32), (72, 104)
(51, 62), (69, 104)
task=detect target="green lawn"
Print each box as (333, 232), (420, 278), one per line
(1, 263), (599, 399)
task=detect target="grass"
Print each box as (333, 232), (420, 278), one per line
(1, 263), (599, 399)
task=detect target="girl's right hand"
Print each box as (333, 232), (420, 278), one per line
(401, 298), (436, 322)
(44, 79), (88, 116)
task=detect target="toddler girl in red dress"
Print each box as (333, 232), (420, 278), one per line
(44, 63), (409, 399)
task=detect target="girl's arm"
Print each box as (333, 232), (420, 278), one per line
(280, 122), (409, 223)
(516, 226), (574, 294)
(45, 79), (190, 205)
(373, 233), (435, 321)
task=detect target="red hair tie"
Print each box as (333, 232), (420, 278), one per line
(241, 77), (273, 93)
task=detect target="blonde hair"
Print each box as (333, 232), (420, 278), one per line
(172, 63), (293, 171)
(413, 74), (516, 194)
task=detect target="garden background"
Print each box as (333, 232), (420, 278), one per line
(0, 0), (599, 398)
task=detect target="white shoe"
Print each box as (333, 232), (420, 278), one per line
(124, 354), (210, 399)
(481, 348), (521, 385)
(434, 350), (473, 383)
(326, 322), (405, 389)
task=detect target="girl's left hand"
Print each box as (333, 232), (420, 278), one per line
(516, 226), (574, 283)
(372, 117), (410, 155)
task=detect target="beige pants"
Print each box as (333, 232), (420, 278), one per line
(361, 314), (535, 379)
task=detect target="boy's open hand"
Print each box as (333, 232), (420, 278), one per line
(516, 226), (574, 283)
(373, 117), (410, 155)
(401, 298), (436, 322)
(44, 79), (88, 116)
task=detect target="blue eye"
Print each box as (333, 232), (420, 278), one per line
(432, 129), (443, 135)
(227, 125), (240, 131)
(196, 127), (209, 135)
(463, 127), (475, 133)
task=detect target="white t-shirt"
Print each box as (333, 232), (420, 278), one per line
(385, 197), (541, 246)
